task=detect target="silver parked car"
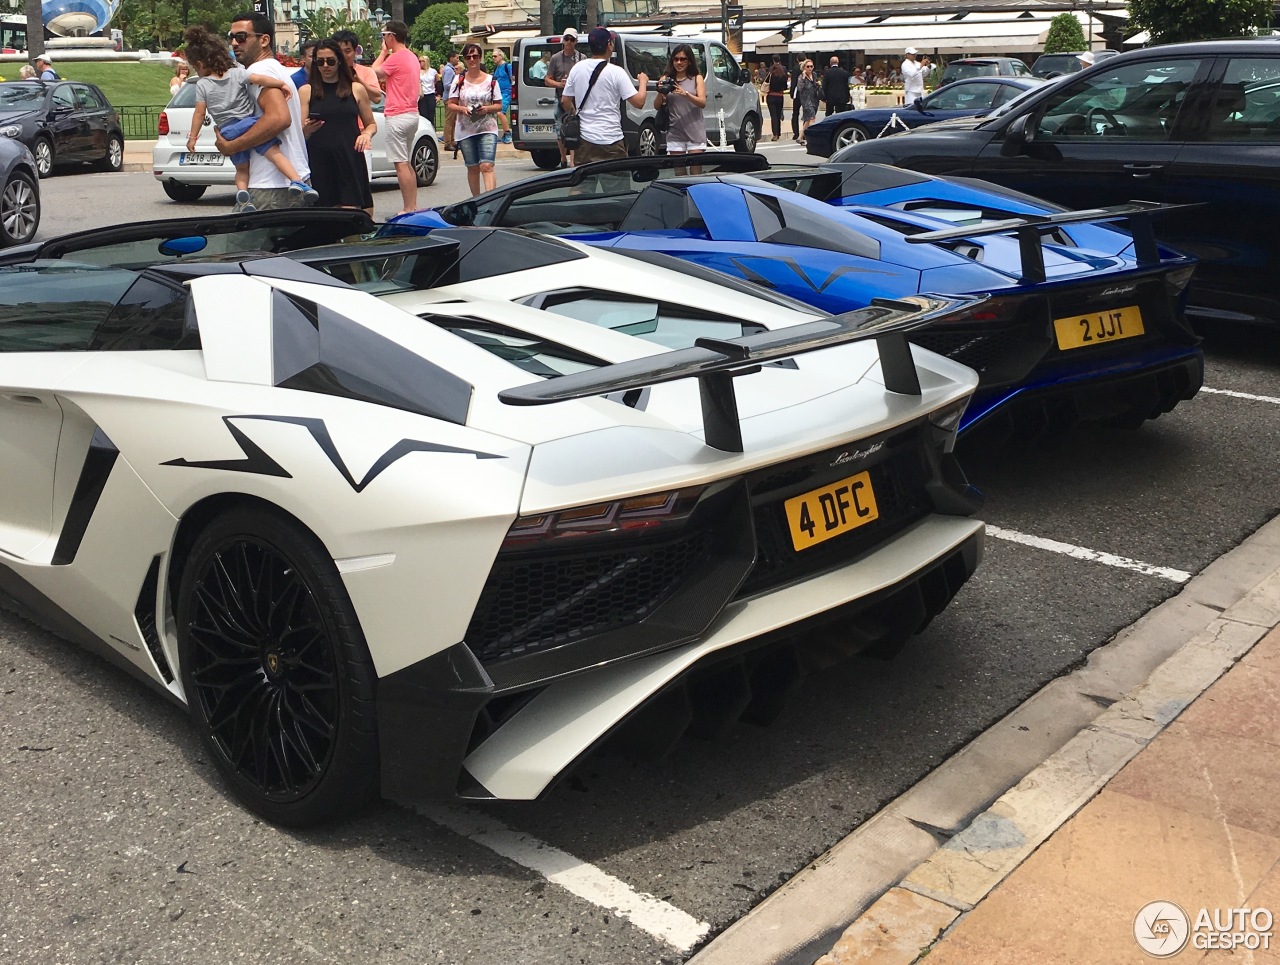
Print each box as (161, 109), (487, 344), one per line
(512, 32), (762, 168)
(152, 81), (439, 202)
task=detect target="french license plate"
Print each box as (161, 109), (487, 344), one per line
(523, 123), (554, 134)
(784, 470), (879, 552)
(179, 152), (223, 166)
(1053, 304), (1144, 351)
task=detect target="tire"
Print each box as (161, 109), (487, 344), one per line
(734, 113), (761, 153)
(31, 137), (53, 178)
(633, 121), (660, 157)
(96, 133), (124, 172)
(162, 180), (206, 203)
(411, 136), (438, 187)
(177, 508), (380, 827)
(833, 122), (870, 152)
(0, 171), (39, 246)
(531, 148), (561, 170)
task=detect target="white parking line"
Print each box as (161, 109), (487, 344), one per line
(418, 805), (712, 952)
(986, 526), (1192, 583)
(1200, 386), (1280, 405)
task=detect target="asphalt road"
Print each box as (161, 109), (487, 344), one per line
(3, 146), (1279, 964)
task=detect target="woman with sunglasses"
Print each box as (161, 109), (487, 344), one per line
(795, 60), (820, 145)
(653, 44), (707, 174)
(298, 39), (377, 214)
(447, 43), (503, 196)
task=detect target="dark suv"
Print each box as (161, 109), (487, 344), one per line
(939, 57), (1032, 86)
(831, 39), (1280, 328)
(1032, 50), (1119, 78)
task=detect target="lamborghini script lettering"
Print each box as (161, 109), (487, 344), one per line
(831, 442), (884, 467)
(163, 415), (504, 492)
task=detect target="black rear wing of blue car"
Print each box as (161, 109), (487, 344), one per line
(905, 201), (1199, 284)
(500, 293), (983, 453)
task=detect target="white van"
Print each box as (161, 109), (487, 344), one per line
(511, 32), (762, 169)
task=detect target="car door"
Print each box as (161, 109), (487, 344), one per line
(72, 84), (109, 157)
(47, 83), (86, 160)
(975, 54), (1210, 211)
(707, 43), (746, 143)
(1161, 53), (1280, 324)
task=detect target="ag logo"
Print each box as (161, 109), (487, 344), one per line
(1134, 901), (1190, 957)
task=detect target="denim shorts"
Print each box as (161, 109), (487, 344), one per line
(459, 133), (498, 166)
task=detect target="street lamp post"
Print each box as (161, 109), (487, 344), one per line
(446, 18), (459, 51)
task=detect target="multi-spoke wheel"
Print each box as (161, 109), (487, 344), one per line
(735, 113), (760, 153)
(833, 122), (870, 152)
(32, 137), (54, 178)
(0, 171), (39, 246)
(177, 509), (379, 826)
(411, 136), (438, 186)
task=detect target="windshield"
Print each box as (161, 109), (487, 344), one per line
(943, 63), (998, 81)
(0, 84), (46, 110)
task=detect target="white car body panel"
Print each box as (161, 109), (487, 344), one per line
(0, 214), (987, 811)
(465, 514), (984, 799)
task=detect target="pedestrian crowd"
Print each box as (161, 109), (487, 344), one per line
(757, 48), (935, 141)
(174, 11), (532, 214)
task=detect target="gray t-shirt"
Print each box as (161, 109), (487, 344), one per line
(195, 67), (257, 126)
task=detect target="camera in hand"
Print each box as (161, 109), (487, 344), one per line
(657, 77), (677, 95)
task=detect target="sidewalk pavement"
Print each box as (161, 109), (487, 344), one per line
(693, 516), (1280, 965)
(122, 137), (525, 173)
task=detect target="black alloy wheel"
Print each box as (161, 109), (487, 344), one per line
(0, 171), (39, 246)
(177, 509), (379, 826)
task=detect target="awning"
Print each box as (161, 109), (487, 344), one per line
(789, 10), (1100, 55)
(1124, 30), (1150, 46)
(481, 27), (540, 46)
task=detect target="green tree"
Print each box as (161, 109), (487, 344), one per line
(1042, 13), (1087, 54)
(1128, 0), (1271, 45)
(116, 0), (250, 51)
(295, 7), (376, 50)
(409, 2), (467, 54)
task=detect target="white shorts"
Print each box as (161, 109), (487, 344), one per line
(665, 139), (707, 152)
(383, 112), (420, 163)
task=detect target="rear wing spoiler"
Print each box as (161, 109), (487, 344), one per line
(905, 201), (1199, 284)
(499, 293), (983, 453)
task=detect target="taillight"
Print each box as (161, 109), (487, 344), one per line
(502, 486), (706, 550)
(510, 54), (519, 126)
(158, 111), (169, 136)
(934, 294), (1019, 326)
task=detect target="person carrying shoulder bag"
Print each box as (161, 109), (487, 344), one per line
(561, 28), (648, 165)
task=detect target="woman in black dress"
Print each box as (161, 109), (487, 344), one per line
(299, 39), (377, 213)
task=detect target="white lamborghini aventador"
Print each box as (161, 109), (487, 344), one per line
(0, 210), (985, 825)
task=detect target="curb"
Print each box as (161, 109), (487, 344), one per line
(687, 514), (1280, 965)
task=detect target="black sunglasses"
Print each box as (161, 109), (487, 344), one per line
(227, 31), (257, 43)
(464, 52), (482, 59)
(314, 56), (339, 66)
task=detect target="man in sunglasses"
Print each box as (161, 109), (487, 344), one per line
(546, 27), (585, 168)
(372, 20), (421, 215)
(216, 12), (311, 212)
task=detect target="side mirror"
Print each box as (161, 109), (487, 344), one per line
(911, 97), (924, 112)
(1001, 113), (1033, 156)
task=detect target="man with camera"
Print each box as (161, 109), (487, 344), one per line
(561, 28), (648, 165)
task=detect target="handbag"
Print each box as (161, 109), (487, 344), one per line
(561, 61), (606, 149)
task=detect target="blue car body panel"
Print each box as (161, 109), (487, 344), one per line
(389, 157), (1203, 436)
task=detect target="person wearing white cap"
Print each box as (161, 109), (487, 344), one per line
(901, 47), (928, 103)
(1078, 51), (1096, 67)
(546, 27), (586, 167)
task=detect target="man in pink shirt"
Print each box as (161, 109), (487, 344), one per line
(373, 20), (422, 214)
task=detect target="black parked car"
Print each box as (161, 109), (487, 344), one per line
(0, 136), (39, 245)
(0, 81), (124, 178)
(833, 39), (1280, 328)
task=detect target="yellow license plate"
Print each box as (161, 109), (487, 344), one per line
(1053, 304), (1144, 351)
(785, 470), (879, 552)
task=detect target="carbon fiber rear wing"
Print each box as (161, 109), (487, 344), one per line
(499, 293), (983, 453)
(905, 201), (1199, 284)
